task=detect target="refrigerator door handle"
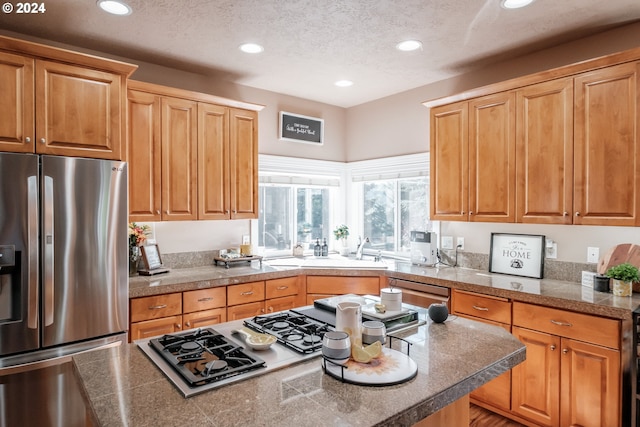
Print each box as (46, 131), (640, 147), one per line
(27, 175), (39, 329)
(43, 176), (54, 327)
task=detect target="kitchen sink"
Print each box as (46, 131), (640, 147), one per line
(266, 255), (389, 269)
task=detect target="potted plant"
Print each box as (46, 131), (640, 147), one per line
(333, 224), (350, 255)
(605, 262), (639, 297)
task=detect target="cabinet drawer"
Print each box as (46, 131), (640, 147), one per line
(452, 289), (511, 324)
(227, 281), (265, 306)
(130, 293), (182, 322)
(512, 302), (620, 349)
(183, 287), (226, 313)
(266, 277), (300, 299)
(306, 276), (380, 295)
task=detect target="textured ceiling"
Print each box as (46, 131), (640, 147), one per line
(1, 0), (639, 107)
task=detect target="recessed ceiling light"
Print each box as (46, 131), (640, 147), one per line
(334, 80), (353, 87)
(239, 43), (264, 54)
(501, 0), (534, 9)
(97, 0), (132, 15)
(396, 40), (422, 52)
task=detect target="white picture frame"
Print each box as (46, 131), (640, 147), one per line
(489, 233), (545, 279)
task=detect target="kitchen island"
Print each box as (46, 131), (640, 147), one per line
(73, 311), (525, 426)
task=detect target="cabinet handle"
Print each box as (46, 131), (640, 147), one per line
(226, 210), (230, 214)
(241, 291), (254, 296)
(562, 348), (569, 355)
(198, 297), (214, 302)
(40, 138), (46, 144)
(260, 308), (265, 313)
(268, 306), (274, 312)
(550, 319), (572, 327)
(26, 137), (31, 143)
(148, 304), (167, 310)
(550, 345), (556, 351)
(461, 211), (465, 215)
(276, 286), (289, 290)
(563, 211), (568, 216)
(176, 323), (182, 329)
(575, 212), (580, 216)
(156, 210), (160, 215)
(234, 210), (237, 214)
(469, 211), (473, 215)
(472, 305), (489, 311)
(185, 321), (191, 328)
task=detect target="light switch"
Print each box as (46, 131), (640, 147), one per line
(587, 247), (599, 263)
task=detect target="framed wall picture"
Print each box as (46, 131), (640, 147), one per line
(279, 111), (324, 145)
(489, 233), (545, 279)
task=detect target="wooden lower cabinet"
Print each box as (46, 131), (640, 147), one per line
(227, 301), (266, 321)
(452, 290), (512, 412)
(511, 302), (621, 427)
(306, 275), (380, 305)
(130, 315), (182, 341)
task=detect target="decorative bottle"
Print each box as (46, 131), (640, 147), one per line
(321, 238), (328, 257)
(314, 239), (321, 256)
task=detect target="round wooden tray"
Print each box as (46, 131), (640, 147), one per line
(322, 347), (417, 386)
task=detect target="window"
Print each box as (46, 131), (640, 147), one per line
(257, 155), (343, 257)
(359, 177), (429, 253)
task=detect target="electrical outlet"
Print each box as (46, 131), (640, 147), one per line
(587, 247), (600, 263)
(441, 236), (453, 250)
(546, 242), (557, 259)
(457, 237), (464, 250)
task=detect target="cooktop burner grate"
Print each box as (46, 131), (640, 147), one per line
(148, 328), (266, 387)
(244, 310), (333, 354)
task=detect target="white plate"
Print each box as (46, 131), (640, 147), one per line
(322, 347), (417, 386)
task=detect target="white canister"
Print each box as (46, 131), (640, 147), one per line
(380, 288), (402, 311)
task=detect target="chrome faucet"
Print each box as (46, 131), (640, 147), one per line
(356, 237), (370, 260)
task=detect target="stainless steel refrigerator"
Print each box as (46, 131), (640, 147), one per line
(0, 153), (128, 367)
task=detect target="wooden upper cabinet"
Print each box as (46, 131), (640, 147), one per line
(468, 92), (516, 222)
(516, 78), (574, 224)
(198, 102), (230, 219)
(35, 60), (123, 159)
(127, 90), (162, 222)
(574, 62), (640, 226)
(0, 51), (34, 153)
(430, 101), (469, 221)
(161, 97), (198, 220)
(229, 108), (258, 219)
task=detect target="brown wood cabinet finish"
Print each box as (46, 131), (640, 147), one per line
(573, 62), (640, 226)
(183, 308), (226, 330)
(516, 78), (574, 224)
(129, 315), (182, 341)
(197, 102), (229, 219)
(130, 293), (182, 323)
(468, 92), (516, 222)
(127, 90), (162, 221)
(306, 276), (380, 305)
(0, 51), (33, 153)
(229, 108), (259, 219)
(182, 287), (226, 314)
(429, 101), (469, 221)
(161, 96), (198, 220)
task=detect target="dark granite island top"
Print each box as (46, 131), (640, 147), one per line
(73, 313), (525, 427)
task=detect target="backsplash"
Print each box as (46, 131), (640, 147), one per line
(164, 249), (595, 284)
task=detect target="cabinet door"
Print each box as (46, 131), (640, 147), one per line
(511, 326), (560, 427)
(198, 103), (230, 219)
(35, 60), (123, 160)
(227, 302), (265, 321)
(127, 90), (162, 221)
(161, 97), (198, 220)
(183, 308), (226, 330)
(516, 78), (574, 224)
(306, 276), (380, 295)
(574, 62), (640, 226)
(129, 316), (182, 342)
(266, 295), (298, 314)
(468, 92), (516, 222)
(229, 108), (258, 219)
(560, 338), (620, 427)
(429, 101), (468, 221)
(0, 51), (34, 153)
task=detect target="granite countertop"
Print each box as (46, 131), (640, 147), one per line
(73, 313), (526, 427)
(129, 259), (640, 320)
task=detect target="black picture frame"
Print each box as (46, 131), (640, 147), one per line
(489, 233), (545, 279)
(279, 111), (324, 145)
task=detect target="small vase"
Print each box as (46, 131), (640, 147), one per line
(611, 279), (632, 297)
(129, 246), (140, 277)
(339, 238), (349, 256)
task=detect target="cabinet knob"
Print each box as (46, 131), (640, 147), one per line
(550, 345), (556, 351)
(225, 210), (230, 214)
(156, 210), (160, 215)
(575, 212), (580, 216)
(185, 321), (191, 328)
(233, 210), (237, 214)
(40, 138), (46, 144)
(469, 211), (473, 215)
(563, 211), (568, 216)
(25, 137), (31, 143)
(176, 323), (182, 329)
(461, 211), (465, 215)
(268, 306), (274, 313)
(562, 348), (568, 354)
